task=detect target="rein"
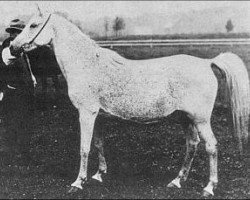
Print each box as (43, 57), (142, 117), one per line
(21, 14), (51, 87)
(23, 53), (37, 87)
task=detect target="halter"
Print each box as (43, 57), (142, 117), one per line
(21, 14), (51, 87)
(27, 14), (51, 45)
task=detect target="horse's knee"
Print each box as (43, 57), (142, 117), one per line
(187, 125), (200, 147)
(196, 123), (217, 155)
(94, 139), (103, 149)
(188, 134), (200, 146)
(205, 140), (217, 155)
(80, 150), (89, 158)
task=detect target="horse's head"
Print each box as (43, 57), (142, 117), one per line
(10, 6), (54, 56)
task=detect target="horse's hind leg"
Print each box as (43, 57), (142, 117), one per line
(167, 121), (200, 188)
(196, 122), (218, 197)
(92, 134), (107, 182)
(92, 115), (107, 182)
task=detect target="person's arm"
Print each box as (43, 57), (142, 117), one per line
(1, 47), (17, 66)
(0, 46), (9, 99)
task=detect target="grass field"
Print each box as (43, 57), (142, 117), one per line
(0, 43), (249, 199)
(111, 43), (250, 64)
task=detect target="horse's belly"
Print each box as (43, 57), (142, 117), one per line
(99, 91), (178, 120)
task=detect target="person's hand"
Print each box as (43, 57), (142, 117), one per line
(2, 47), (17, 65)
(0, 92), (3, 101)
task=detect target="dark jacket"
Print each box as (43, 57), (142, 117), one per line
(0, 37), (34, 95)
(0, 37), (35, 155)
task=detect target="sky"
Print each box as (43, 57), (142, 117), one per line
(0, 1), (249, 25)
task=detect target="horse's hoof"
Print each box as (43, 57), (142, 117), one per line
(167, 182), (179, 188)
(167, 179), (181, 189)
(92, 174), (103, 182)
(67, 186), (81, 194)
(202, 190), (213, 198)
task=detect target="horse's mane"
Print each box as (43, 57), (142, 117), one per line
(53, 11), (98, 47)
(53, 11), (126, 65)
(54, 11), (79, 28)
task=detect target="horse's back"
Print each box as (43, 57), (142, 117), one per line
(126, 54), (217, 92)
(100, 48), (214, 80)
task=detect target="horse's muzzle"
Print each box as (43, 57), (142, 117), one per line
(22, 43), (38, 53)
(9, 45), (22, 57)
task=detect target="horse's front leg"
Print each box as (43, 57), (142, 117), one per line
(68, 108), (98, 193)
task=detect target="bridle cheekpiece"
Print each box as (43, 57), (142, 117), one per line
(22, 13), (51, 50)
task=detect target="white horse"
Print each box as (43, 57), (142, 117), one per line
(10, 9), (250, 197)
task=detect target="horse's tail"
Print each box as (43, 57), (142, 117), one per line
(211, 52), (250, 153)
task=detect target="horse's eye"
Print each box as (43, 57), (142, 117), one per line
(30, 23), (38, 28)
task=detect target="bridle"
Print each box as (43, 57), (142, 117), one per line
(26, 13), (52, 46)
(21, 14), (51, 87)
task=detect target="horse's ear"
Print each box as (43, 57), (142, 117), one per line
(35, 3), (43, 16)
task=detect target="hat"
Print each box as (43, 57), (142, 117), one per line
(5, 19), (25, 33)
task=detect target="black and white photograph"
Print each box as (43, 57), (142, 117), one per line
(0, 1), (249, 199)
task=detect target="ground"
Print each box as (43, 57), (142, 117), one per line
(0, 44), (249, 199)
(0, 95), (249, 199)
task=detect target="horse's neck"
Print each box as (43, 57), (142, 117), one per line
(51, 15), (98, 76)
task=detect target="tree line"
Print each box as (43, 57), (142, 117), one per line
(104, 17), (235, 38)
(104, 16), (126, 38)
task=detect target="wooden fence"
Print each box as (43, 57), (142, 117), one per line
(97, 38), (250, 47)
(2, 38), (250, 47)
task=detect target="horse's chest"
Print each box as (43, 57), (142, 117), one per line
(67, 77), (98, 108)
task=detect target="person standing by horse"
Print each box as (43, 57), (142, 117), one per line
(0, 18), (35, 166)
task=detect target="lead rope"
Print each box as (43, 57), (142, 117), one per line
(23, 53), (37, 87)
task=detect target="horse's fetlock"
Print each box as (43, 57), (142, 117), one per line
(205, 143), (217, 155)
(189, 139), (200, 146)
(210, 178), (218, 185)
(80, 151), (89, 158)
(213, 182), (218, 190)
